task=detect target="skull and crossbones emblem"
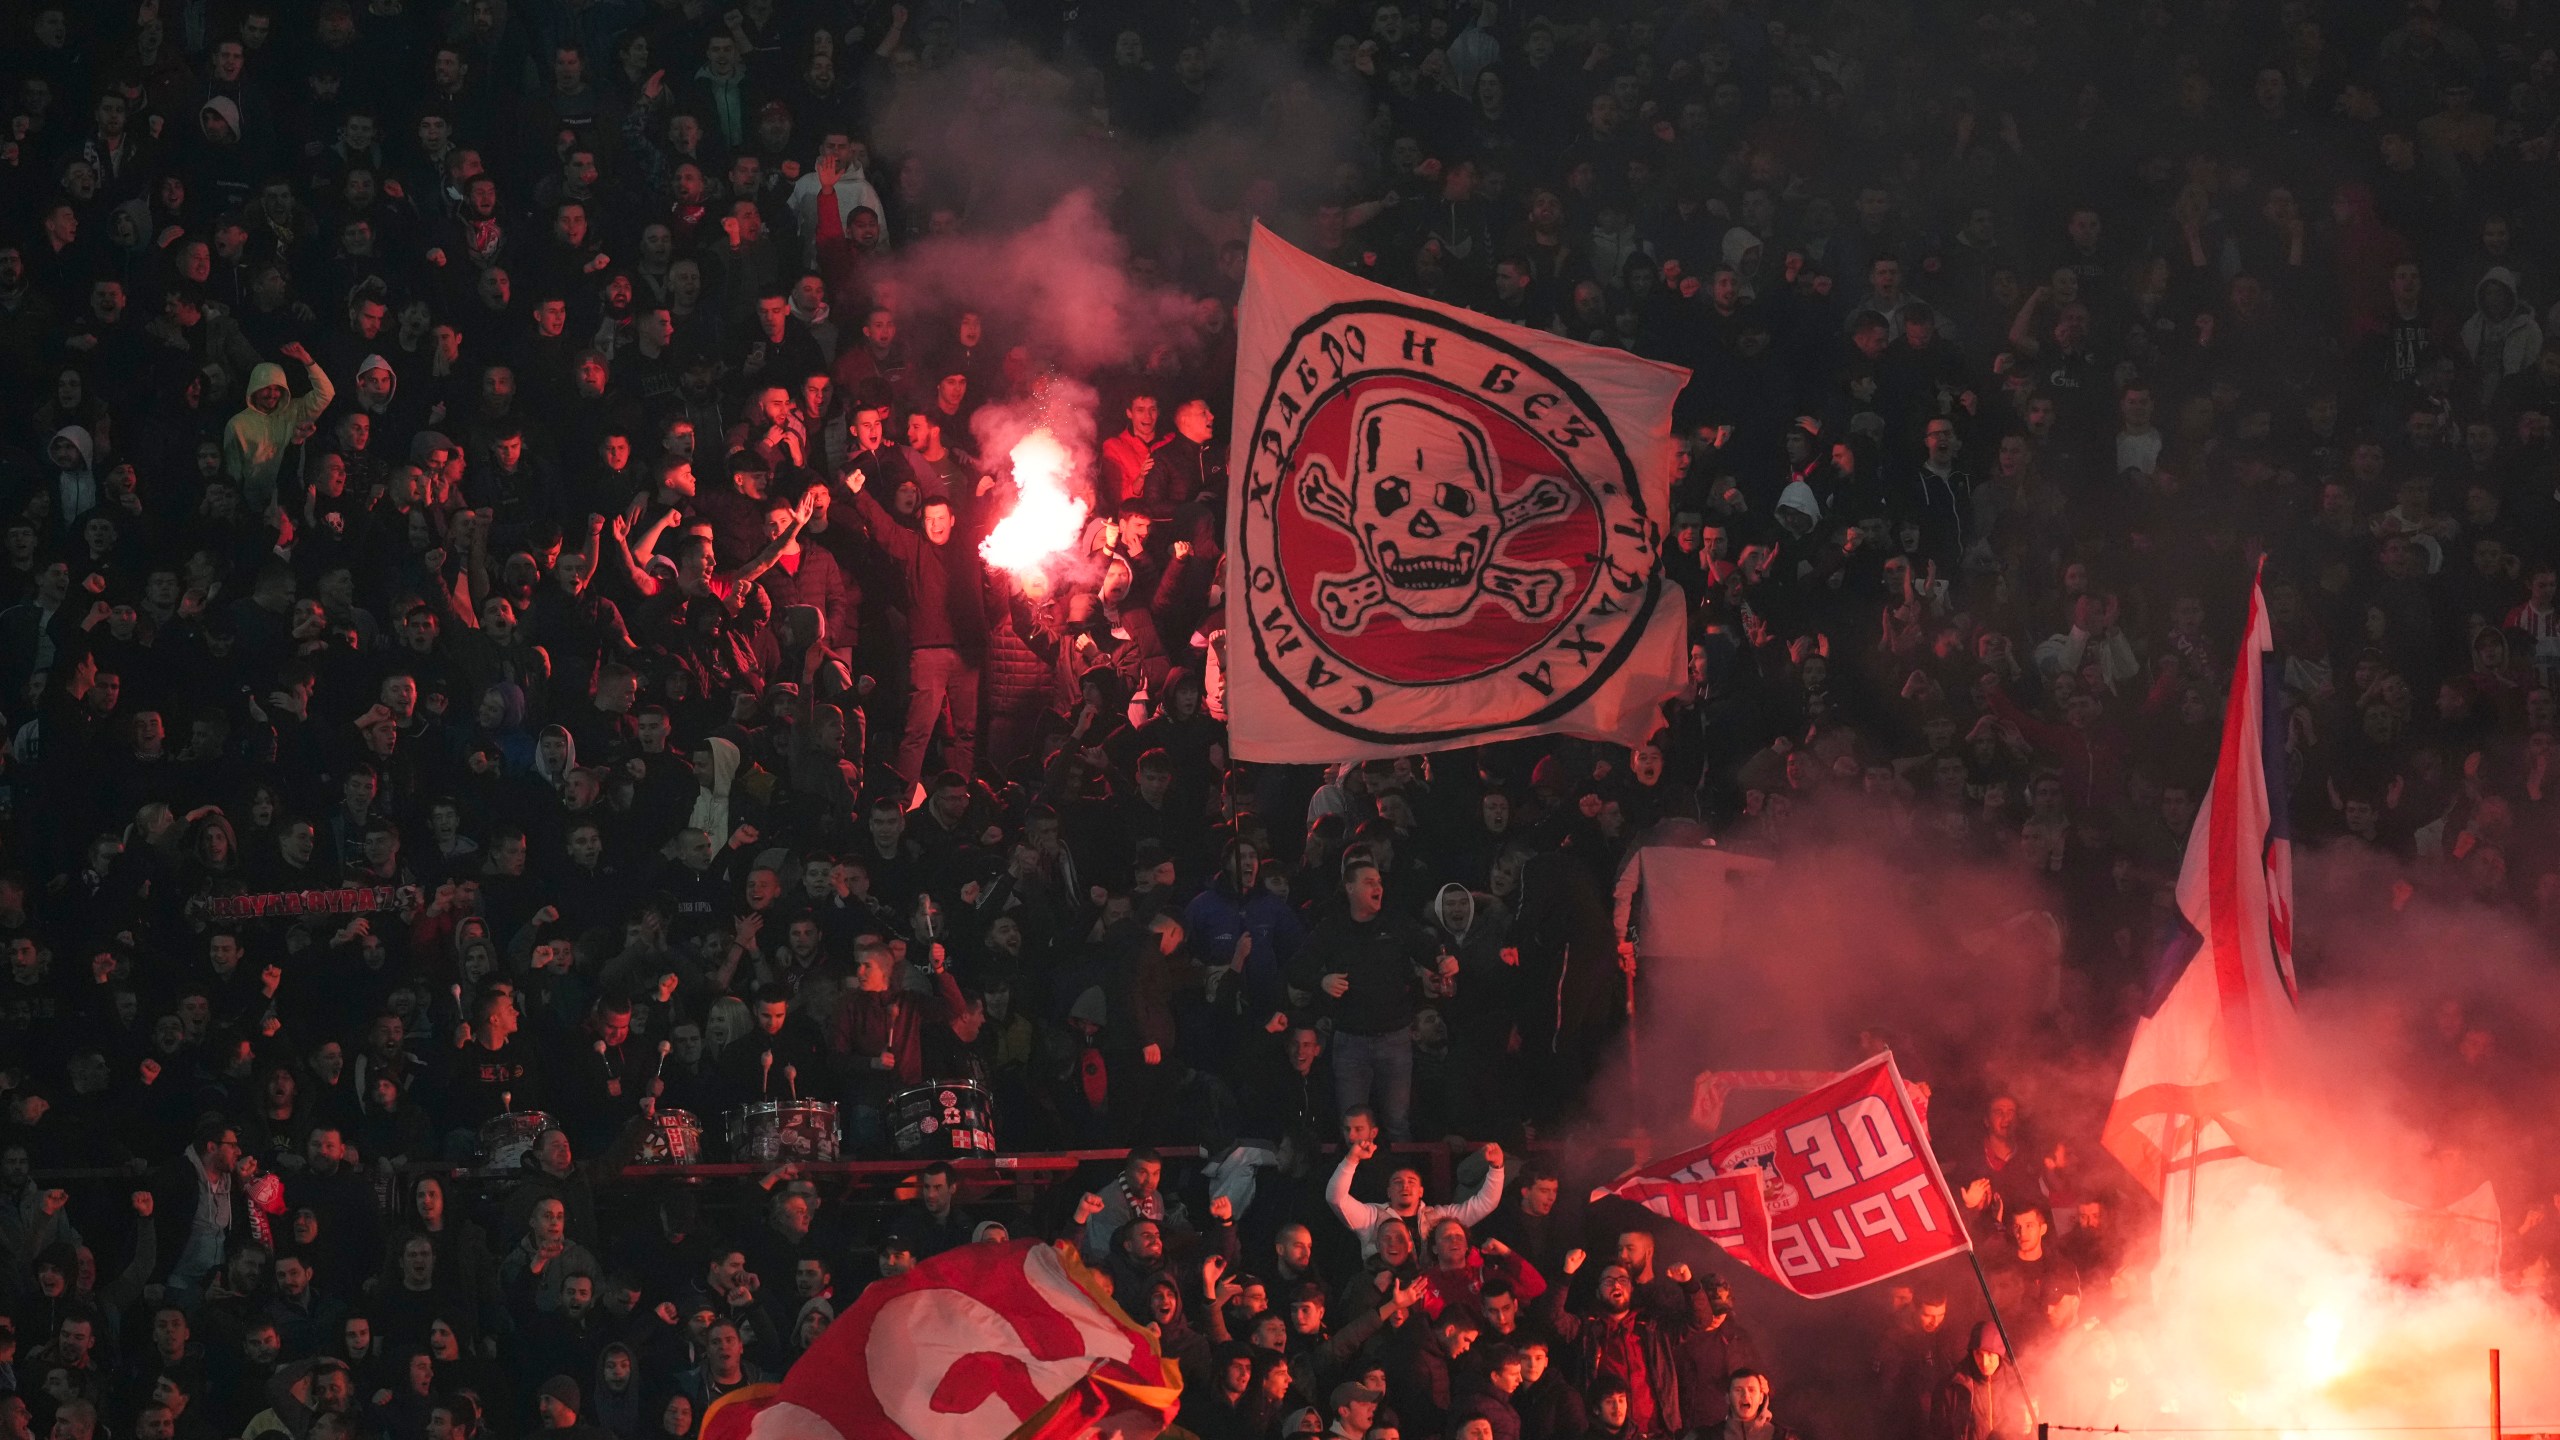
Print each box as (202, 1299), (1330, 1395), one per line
(1296, 393), (1575, 633)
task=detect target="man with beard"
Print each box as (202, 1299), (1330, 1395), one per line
(1539, 1254), (1706, 1438)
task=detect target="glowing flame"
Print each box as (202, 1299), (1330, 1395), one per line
(2297, 1307), (2347, 1387)
(2043, 1182), (2557, 1432)
(977, 428), (1089, 582)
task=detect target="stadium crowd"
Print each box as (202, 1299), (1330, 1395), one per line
(0, 0), (2556, 1436)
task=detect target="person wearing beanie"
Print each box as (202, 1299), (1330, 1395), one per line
(535, 1375), (610, 1440)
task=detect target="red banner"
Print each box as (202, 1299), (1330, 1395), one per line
(1599, 1053), (1969, 1298)
(744, 1240), (1180, 1440)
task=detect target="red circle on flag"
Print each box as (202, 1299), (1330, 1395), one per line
(1270, 375), (1603, 683)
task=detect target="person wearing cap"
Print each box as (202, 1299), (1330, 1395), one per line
(1928, 1322), (2031, 1440)
(1327, 1381), (1383, 1439)
(534, 1375), (610, 1440)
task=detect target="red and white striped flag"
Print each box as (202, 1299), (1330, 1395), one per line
(2102, 571), (2306, 1212)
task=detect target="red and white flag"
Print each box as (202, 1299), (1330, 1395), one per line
(2102, 572), (2305, 1208)
(1223, 225), (1691, 761)
(1598, 1053), (1970, 1299)
(746, 1240), (1181, 1440)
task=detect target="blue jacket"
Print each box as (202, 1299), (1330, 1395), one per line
(1181, 877), (1307, 1015)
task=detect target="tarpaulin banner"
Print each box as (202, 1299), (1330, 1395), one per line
(1600, 1053), (1970, 1298)
(1224, 223), (1691, 760)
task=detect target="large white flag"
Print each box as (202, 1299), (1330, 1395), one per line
(1223, 225), (1692, 761)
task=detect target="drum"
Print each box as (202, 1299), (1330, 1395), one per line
(725, 1100), (840, 1163)
(890, 1081), (997, 1158)
(628, 1108), (703, 1165)
(477, 1110), (553, 1171)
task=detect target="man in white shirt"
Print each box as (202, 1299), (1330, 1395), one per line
(786, 132), (887, 265)
(1328, 1137), (1504, 1257)
(2113, 383), (2162, 476)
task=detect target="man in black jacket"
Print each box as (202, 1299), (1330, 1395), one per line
(845, 469), (987, 789)
(1286, 861), (1446, 1142)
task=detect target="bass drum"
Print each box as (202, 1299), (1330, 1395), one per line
(622, 1108), (704, 1165)
(476, 1110), (553, 1172)
(889, 1081), (997, 1158)
(725, 1100), (841, 1163)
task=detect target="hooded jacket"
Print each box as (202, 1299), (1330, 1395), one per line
(1721, 227), (1764, 300)
(190, 97), (258, 211)
(348, 352), (422, 436)
(687, 735), (739, 841)
(1776, 479), (1823, 530)
(223, 354), (336, 509)
(49, 425), (98, 530)
(2461, 266), (2543, 405)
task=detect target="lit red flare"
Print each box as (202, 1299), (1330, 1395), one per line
(979, 429), (1088, 583)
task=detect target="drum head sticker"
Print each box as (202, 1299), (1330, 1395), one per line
(1237, 302), (1658, 745)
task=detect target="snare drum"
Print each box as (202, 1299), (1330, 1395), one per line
(725, 1099), (840, 1163)
(477, 1110), (553, 1171)
(627, 1108), (703, 1165)
(890, 1081), (997, 1158)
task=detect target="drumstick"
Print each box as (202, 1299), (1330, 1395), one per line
(501, 1090), (512, 1112)
(784, 1064), (797, 1100)
(761, 1050), (773, 1095)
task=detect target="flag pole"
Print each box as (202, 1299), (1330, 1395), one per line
(2491, 1348), (2502, 1440)
(1624, 947), (1643, 1107)
(2180, 1111), (2199, 1241)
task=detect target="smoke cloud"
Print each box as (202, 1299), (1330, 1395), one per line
(856, 41), (1366, 384)
(1585, 798), (2560, 1436)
